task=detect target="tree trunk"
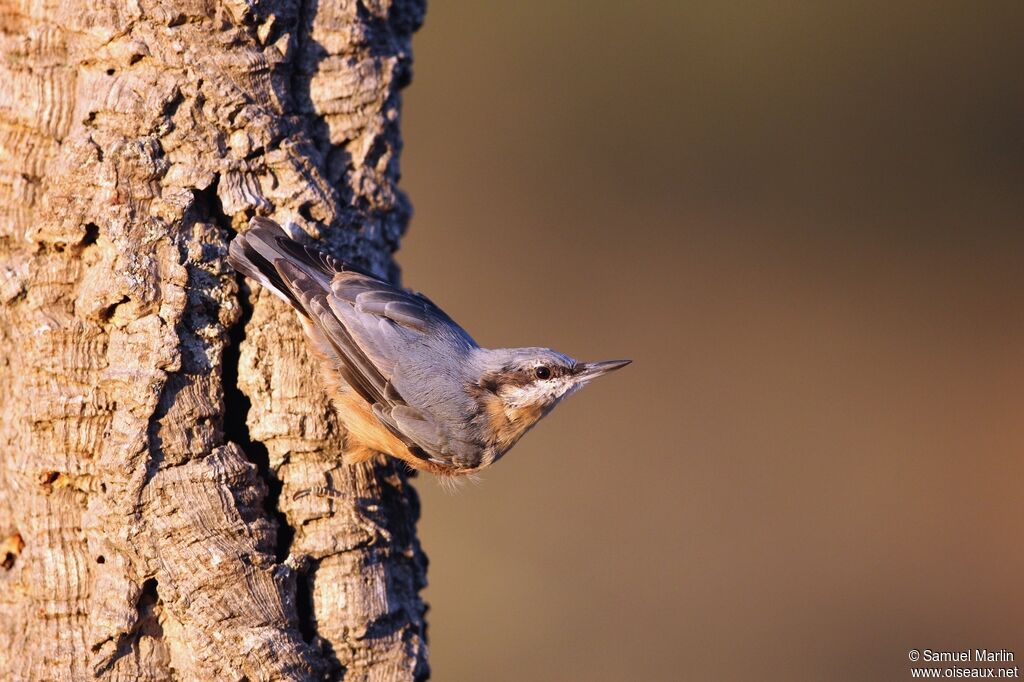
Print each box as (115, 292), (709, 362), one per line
(0, 1), (428, 679)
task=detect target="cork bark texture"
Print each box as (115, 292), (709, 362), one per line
(0, 0), (428, 679)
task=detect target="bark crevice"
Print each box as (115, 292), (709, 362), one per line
(223, 281), (295, 564)
(92, 577), (167, 678)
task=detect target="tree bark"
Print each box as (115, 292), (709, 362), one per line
(0, 1), (428, 679)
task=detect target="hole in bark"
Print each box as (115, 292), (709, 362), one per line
(96, 555), (105, 564)
(1, 533), (24, 570)
(128, 53), (143, 66)
(38, 471), (68, 494)
(191, 174), (234, 235)
(82, 222), (100, 246)
(160, 89), (185, 121)
(295, 570), (315, 642)
(140, 577), (158, 601)
(105, 68), (115, 76)
(135, 577), (165, 639)
(92, 577), (164, 672)
(98, 296), (130, 322)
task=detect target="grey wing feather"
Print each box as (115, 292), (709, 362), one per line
(372, 404), (480, 466)
(356, 292), (431, 332)
(372, 404), (441, 450)
(304, 292), (389, 409)
(331, 273), (474, 343)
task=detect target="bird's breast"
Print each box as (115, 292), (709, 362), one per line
(331, 388), (427, 468)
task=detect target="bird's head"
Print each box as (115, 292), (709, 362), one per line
(476, 348), (631, 440)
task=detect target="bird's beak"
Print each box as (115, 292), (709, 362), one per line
(573, 359), (632, 383)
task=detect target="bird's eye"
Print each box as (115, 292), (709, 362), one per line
(534, 366), (552, 380)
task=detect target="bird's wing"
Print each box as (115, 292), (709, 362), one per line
(372, 404), (481, 468)
(329, 269), (474, 344)
(325, 269), (476, 377)
(320, 270), (481, 464)
(228, 218), (477, 463)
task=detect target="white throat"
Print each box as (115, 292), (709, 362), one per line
(499, 377), (578, 412)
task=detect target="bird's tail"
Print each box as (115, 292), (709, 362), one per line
(227, 217), (339, 311)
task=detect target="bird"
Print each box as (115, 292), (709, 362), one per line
(227, 217), (630, 479)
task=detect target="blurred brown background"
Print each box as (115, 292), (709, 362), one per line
(396, 2), (1024, 680)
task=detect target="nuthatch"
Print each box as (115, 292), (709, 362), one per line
(228, 217), (630, 478)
